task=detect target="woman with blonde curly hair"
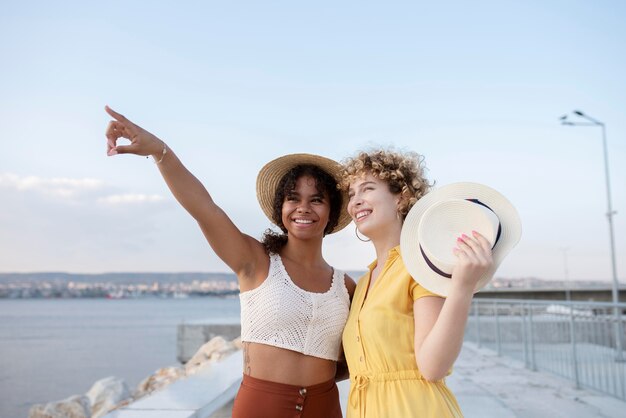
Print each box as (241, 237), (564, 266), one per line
(340, 149), (494, 417)
(104, 106), (356, 418)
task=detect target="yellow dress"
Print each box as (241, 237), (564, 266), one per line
(342, 246), (463, 418)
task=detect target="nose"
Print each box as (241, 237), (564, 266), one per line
(348, 194), (363, 213)
(296, 201), (311, 213)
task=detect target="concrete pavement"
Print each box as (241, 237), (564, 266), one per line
(447, 343), (625, 418)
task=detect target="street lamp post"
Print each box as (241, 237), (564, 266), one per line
(560, 110), (623, 360)
(560, 247), (570, 302)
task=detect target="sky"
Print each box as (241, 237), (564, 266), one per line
(1, 1), (625, 282)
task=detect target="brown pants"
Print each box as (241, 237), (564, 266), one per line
(232, 374), (343, 418)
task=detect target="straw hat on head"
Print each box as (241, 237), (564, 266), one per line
(256, 153), (352, 234)
(400, 182), (522, 297)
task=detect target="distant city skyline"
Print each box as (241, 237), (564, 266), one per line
(2, 272), (619, 301)
(1, 1), (625, 282)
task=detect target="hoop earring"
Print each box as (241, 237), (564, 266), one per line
(355, 226), (370, 242)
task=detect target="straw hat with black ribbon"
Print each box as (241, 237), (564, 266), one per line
(400, 182), (522, 297)
(256, 153), (352, 234)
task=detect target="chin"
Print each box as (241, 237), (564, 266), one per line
(289, 229), (323, 240)
(356, 226), (373, 239)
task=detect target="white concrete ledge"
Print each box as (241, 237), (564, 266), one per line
(104, 342), (626, 418)
(104, 351), (243, 418)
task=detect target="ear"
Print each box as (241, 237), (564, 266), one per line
(395, 194), (407, 220)
(395, 194), (403, 208)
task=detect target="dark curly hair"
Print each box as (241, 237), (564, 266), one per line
(262, 164), (343, 254)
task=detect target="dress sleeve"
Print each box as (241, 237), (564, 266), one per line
(409, 278), (440, 301)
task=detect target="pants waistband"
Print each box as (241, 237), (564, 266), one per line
(241, 374), (336, 396)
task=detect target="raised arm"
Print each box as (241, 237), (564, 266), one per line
(104, 106), (266, 278)
(413, 231), (493, 381)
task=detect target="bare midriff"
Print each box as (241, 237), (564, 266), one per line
(243, 342), (336, 386)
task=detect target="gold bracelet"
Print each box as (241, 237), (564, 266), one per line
(153, 143), (167, 164)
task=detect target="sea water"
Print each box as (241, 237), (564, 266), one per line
(0, 297), (240, 418)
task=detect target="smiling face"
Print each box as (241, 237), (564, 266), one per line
(340, 150), (431, 222)
(281, 175), (331, 240)
(347, 172), (403, 240)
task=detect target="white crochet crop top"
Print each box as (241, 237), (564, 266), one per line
(239, 253), (350, 361)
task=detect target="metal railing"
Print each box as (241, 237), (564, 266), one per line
(465, 298), (626, 401)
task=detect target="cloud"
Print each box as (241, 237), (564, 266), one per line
(0, 173), (175, 272)
(0, 173), (167, 205)
(97, 194), (166, 205)
(0, 173), (105, 199)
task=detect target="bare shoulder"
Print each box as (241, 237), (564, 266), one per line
(343, 273), (357, 299)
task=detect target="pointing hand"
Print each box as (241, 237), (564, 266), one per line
(104, 106), (164, 157)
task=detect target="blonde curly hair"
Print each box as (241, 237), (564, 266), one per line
(340, 149), (432, 220)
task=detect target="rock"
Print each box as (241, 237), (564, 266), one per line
(185, 336), (239, 375)
(111, 397), (134, 410)
(86, 376), (131, 418)
(133, 366), (186, 399)
(29, 395), (91, 418)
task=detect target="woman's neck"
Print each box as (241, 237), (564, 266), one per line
(280, 237), (325, 267)
(370, 223), (402, 265)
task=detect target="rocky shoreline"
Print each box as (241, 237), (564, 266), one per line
(29, 336), (242, 418)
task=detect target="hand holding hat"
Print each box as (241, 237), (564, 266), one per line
(400, 182), (522, 297)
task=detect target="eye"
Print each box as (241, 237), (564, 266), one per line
(286, 195), (297, 202)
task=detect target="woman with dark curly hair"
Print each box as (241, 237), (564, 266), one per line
(340, 149), (495, 418)
(104, 106), (355, 418)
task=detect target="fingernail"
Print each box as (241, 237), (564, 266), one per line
(472, 230), (478, 236)
(457, 237), (464, 243)
(108, 149), (118, 156)
(462, 233), (469, 239)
